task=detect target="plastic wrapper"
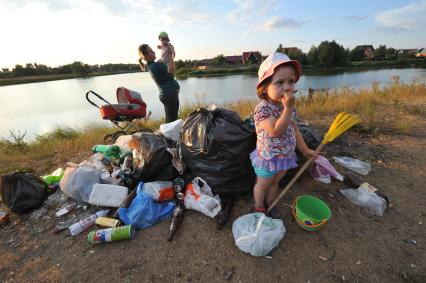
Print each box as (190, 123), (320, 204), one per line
(333, 156), (371, 175)
(184, 177), (221, 218)
(340, 183), (387, 216)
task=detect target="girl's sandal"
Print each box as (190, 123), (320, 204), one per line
(267, 207), (282, 219)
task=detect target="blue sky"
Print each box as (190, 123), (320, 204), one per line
(0, 0), (425, 69)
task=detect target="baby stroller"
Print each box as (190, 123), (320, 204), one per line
(86, 86), (152, 143)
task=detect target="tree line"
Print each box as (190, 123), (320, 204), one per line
(276, 41), (421, 68)
(1, 40), (424, 79)
(0, 61), (139, 78)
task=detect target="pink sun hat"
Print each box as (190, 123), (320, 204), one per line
(256, 52), (302, 89)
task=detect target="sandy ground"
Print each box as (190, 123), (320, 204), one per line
(1, 119), (426, 283)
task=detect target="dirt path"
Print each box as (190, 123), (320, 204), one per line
(1, 123), (425, 282)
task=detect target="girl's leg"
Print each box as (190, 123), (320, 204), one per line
(266, 170), (287, 207)
(253, 176), (274, 209)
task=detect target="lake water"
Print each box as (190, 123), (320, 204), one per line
(0, 68), (425, 140)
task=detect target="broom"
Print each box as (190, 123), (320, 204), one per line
(267, 112), (361, 213)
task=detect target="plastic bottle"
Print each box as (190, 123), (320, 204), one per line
(69, 209), (109, 236)
(92, 145), (121, 159)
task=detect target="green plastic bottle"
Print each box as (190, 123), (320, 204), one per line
(92, 145), (121, 159)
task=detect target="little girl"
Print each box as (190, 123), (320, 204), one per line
(157, 31), (176, 74)
(250, 52), (316, 217)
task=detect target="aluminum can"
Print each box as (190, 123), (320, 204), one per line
(87, 225), (135, 244)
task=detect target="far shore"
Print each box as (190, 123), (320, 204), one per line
(1, 60), (425, 86)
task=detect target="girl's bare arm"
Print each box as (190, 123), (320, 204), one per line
(259, 107), (293, 137)
(294, 123), (317, 157)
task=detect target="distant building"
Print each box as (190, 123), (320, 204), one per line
(355, 45), (375, 60)
(242, 51), (262, 64)
(225, 55), (243, 64)
(282, 47), (299, 54)
(399, 48), (418, 56)
(416, 48), (426, 58)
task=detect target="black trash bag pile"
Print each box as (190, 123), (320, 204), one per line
(180, 107), (256, 196)
(130, 132), (179, 186)
(0, 172), (48, 214)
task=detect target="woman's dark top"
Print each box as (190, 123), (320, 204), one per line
(147, 61), (180, 95)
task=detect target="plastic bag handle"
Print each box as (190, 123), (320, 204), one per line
(235, 214), (266, 245)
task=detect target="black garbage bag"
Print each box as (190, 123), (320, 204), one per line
(129, 132), (179, 186)
(297, 122), (321, 150)
(0, 172), (48, 214)
(180, 107), (256, 196)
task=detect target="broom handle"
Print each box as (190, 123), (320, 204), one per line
(267, 143), (325, 213)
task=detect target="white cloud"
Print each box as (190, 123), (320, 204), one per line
(0, 0), (216, 68)
(260, 16), (306, 31)
(228, 0), (305, 34)
(375, 0), (426, 30)
(227, 0), (278, 24)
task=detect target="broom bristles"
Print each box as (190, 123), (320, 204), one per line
(323, 112), (361, 144)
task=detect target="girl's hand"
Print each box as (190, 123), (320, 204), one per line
(282, 92), (295, 109)
(302, 148), (317, 159)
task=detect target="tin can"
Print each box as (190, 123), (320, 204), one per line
(96, 217), (120, 228)
(121, 155), (133, 175)
(87, 225), (135, 245)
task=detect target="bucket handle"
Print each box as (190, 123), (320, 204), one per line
(291, 198), (328, 228)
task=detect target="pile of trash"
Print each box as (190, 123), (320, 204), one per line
(0, 107), (256, 244)
(0, 107), (392, 257)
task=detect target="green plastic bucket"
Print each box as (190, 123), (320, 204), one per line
(292, 195), (331, 232)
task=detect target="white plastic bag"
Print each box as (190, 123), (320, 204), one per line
(232, 213), (286, 257)
(184, 177), (221, 218)
(141, 181), (174, 202)
(114, 135), (133, 151)
(60, 165), (100, 202)
(160, 119), (184, 142)
(340, 184), (387, 216)
(333, 156), (371, 175)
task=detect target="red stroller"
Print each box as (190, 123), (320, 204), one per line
(86, 87), (151, 142)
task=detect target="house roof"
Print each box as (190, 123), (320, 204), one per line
(242, 51), (261, 62)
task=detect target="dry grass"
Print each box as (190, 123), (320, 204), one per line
(1, 80), (425, 175)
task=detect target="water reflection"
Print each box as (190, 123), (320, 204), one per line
(0, 68), (425, 140)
